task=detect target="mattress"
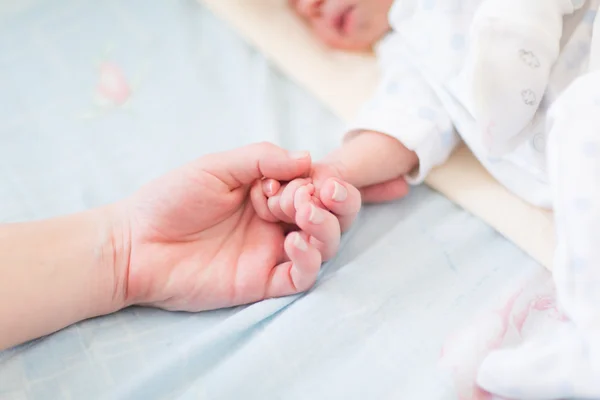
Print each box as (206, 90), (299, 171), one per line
(0, 1), (554, 399)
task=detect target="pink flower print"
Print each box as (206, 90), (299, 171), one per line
(531, 296), (555, 311)
(439, 290), (522, 400)
(512, 295), (568, 334)
(512, 306), (530, 335)
(96, 62), (131, 106)
(439, 312), (510, 400)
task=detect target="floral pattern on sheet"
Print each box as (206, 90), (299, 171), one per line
(78, 48), (151, 120)
(95, 61), (132, 107)
(440, 279), (564, 400)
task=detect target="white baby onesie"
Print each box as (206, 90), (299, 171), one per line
(351, 0), (595, 209)
(347, 0), (600, 398)
(469, 0), (586, 157)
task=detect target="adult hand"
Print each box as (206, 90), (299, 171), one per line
(117, 142), (355, 311)
(0, 142), (360, 351)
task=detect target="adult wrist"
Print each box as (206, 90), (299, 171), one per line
(99, 203), (132, 313)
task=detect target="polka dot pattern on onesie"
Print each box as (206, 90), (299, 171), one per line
(582, 141), (600, 157)
(521, 89), (537, 106)
(519, 50), (541, 68)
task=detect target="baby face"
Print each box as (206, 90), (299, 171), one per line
(290, 0), (394, 51)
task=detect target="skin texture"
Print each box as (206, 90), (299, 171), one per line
(290, 0), (394, 51)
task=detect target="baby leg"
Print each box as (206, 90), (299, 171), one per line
(477, 71), (600, 399)
(469, 0), (585, 156)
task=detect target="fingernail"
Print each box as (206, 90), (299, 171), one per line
(293, 233), (308, 251)
(289, 150), (310, 160)
(294, 186), (310, 208)
(331, 181), (347, 202)
(308, 204), (325, 224)
(263, 179), (275, 195)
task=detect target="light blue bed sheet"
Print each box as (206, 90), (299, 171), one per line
(0, 1), (556, 399)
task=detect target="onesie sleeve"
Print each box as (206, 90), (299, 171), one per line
(344, 36), (460, 184)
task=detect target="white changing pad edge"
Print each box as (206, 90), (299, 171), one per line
(197, 0), (555, 270)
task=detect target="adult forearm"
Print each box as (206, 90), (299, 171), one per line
(0, 206), (127, 350)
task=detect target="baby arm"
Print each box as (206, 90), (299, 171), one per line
(255, 49), (458, 239)
(469, 0), (585, 156)
(252, 130), (416, 238)
(322, 130), (419, 192)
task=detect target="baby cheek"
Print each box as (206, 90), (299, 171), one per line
(311, 22), (344, 47)
(309, 20), (357, 50)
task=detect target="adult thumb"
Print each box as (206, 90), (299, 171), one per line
(198, 142), (312, 189)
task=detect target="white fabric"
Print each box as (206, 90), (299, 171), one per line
(478, 323), (600, 399)
(478, 71), (600, 400)
(470, 0), (585, 157)
(349, 0), (597, 209)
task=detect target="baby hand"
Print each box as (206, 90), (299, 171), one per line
(250, 168), (361, 256)
(256, 177), (360, 260)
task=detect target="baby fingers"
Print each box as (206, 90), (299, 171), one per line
(265, 231), (322, 298)
(266, 178), (313, 224)
(294, 186), (341, 261)
(318, 178), (362, 232)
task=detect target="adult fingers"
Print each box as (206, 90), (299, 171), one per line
(199, 142), (311, 190)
